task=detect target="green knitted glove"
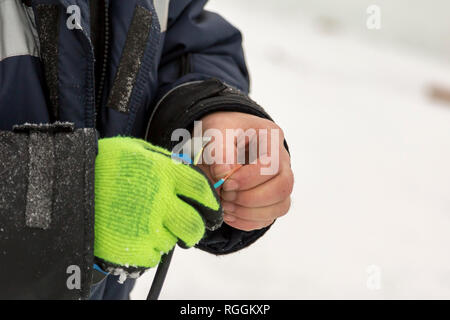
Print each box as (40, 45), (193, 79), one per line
(94, 137), (222, 273)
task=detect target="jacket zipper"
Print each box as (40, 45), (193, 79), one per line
(95, 0), (110, 129)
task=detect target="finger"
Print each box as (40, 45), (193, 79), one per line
(222, 215), (274, 232)
(222, 197), (291, 222)
(164, 198), (207, 247)
(178, 193), (223, 231)
(204, 125), (259, 184)
(208, 126), (285, 188)
(221, 162), (294, 208)
(197, 163), (214, 182)
(200, 126), (241, 182)
(222, 148), (290, 192)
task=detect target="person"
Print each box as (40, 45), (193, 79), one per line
(0, 0), (294, 300)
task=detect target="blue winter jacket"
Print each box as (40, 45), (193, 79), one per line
(0, 0), (274, 299)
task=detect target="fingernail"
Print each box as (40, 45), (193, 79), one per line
(223, 179), (239, 191)
(221, 191), (237, 202)
(223, 214), (236, 222)
(222, 201), (235, 213)
(213, 164), (232, 179)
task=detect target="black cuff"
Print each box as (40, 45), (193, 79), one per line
(146, 79), (279, 255)
(196, 222), (274, 255)
(0, 123), (97, 300)
(146, 78), (274, 150)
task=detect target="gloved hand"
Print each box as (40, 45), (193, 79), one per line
(93, 137), (222, 274)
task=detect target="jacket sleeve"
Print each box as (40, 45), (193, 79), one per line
(146, 0), (276, 255)
(0, 123), (97, 299)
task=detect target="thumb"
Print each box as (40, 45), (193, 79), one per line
(211, 164), (239, 181)
(206, 137), (246, 186)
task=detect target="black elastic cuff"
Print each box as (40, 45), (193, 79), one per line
(196, 222), (274, 255)
(146, 78), (274, 150)
(94, 257), (147, 279)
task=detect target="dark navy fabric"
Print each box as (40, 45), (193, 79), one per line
(0, 0), (250, 138)
(0, 56), (50, 129)
(89, 274), (136, 300)
(157, 0), (250, 95)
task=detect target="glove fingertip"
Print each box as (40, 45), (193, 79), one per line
(177, 194), (223, 232)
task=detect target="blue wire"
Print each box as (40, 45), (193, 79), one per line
(171, 153), (192, 164)
(93, 264), (109, 275)
(214, 179), (225, 189)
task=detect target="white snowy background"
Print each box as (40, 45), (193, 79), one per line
(132, 0), (450, 299)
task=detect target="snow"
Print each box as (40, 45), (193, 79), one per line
(131, 1), (450, 299)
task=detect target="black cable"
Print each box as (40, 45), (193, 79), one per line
(147, 247), (175, 300)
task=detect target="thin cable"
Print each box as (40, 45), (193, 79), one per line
(147, 247), (175, 300)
